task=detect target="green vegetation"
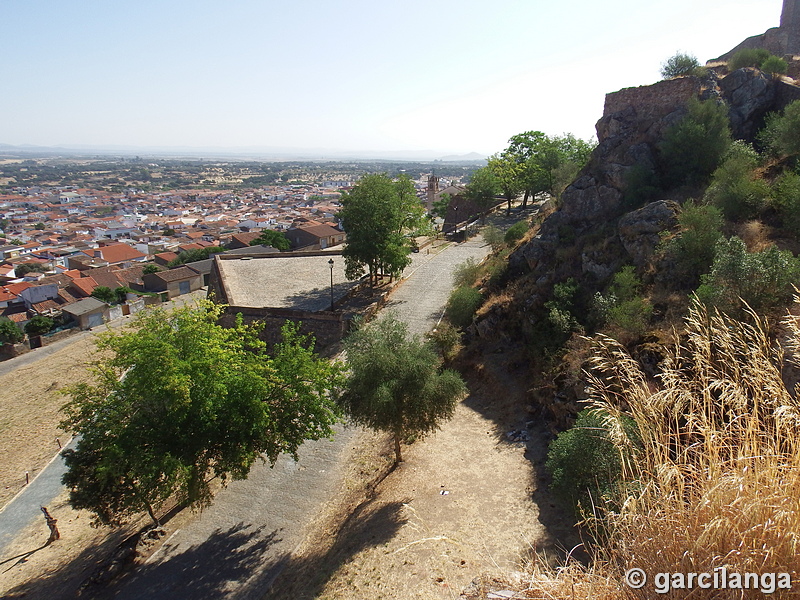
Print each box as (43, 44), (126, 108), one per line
(91, 286), (115, 304)
(249, 229), (290, 251)
(167, 246), (225, 267)
(14, 262), (49, 277)
(546, 409), (632, 517)
(772, 172), (800, 235)
(503, 220), (529, 246)
(338, 315), (466, 464)
(0, 319), (23, 345)
(143, 263), (161, 274)
(696, 236), (800, 316)
(24, 315), (54, 336)
(464, 166), (500, 219)
(659, 97), (732, 188)
(338, 174), (428, 286)
(452, 257), (482, 288)
(761, 54), (788, 76)
(663, 201), (724, 287)
(61, 303), (343, 526)
(660, 52), (704, 79)
(704, 141), (768, 220)
(728, 47), (772, 70)
(759, 100), (800, 158)
(446, 286), (484, 329)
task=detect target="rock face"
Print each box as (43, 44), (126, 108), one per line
(618, 200), (680, 267)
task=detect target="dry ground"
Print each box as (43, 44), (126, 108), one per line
(266, 351), (582, 600)
(0, 334), (100, 508)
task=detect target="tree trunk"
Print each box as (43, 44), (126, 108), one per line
(41, 506), (60, 544)
(144, 500), (160, 528)
(522, 190), (529, 209)
(393, 433), (403, 464)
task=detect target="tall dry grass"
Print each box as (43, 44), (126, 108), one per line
(585, 301), (800, 598)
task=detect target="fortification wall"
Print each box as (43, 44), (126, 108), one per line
(602, 77), (702, 121)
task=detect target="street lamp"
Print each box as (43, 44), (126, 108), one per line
(328, 258), (335, 311)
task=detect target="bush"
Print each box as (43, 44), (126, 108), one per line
(660, 52), (703, 79)
(504, 220), (529, 245)
(424, 321), (462, 363)
(759, 100), (800, 158)
(761, 54), (788, 76)
(446, 286), (483, 329)
(729, 47), (771, 70)
(91, 286), (115, 304)
(598, 266), (653, 338)
(546, 409), (632, 517)
(143, 263), (161, 274)
(481, 224), (505, 250)
(696, 236), (800, 315)
(772, 172), (800, 236)
(25, 315), (53, 336)
(452, 258), (482, 288)
(704, 141), (768, 220)
(659, 98), (732, 189)
(665, 201), (724, 286)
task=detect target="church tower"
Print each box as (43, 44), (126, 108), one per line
(426, 174), (440, 212)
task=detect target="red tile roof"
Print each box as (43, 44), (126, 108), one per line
(95, 243), (146, 264)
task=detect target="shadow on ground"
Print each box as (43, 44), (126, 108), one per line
(264, 500), (407, 599)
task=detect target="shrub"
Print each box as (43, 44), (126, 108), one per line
(452, 257), (482, 288)
(759, 100), (800, 158)
(772, 171), (800, 236)
(665, 201), (724, 286)
(546, 409), (633, 517)
(729, 47), (771, 70)
(761, 54), (788, 76)
(25, 315), (53, 336)
(659, 98), (732, 189)
(481, 224), (505, 250)
(599, 267), (653, 338)
(504, 220), (529, 245)
(91, 286), (115, 304)
(660, 52), (703, 79)
(143, 263), (161, 274)
(424, 321), (462, 363)
(704, 141), (769, 220)
(445, 286), (483, 329)
(696, 236), (800, 315)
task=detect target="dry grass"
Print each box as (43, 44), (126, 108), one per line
(584, 300), (800, 598)
(736, 219), (775, 252)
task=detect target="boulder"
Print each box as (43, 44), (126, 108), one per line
(618, 200), (680, 267)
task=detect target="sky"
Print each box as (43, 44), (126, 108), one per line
(0, 0), (784, 159)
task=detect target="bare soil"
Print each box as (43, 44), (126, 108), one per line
(266, 349), (582, 600)
(0, 335), (99, 508)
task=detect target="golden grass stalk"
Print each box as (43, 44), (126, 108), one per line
(584, 300), (800, 598)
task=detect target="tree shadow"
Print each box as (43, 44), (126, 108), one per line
(264, 500), (407, 599)
(93, 523), (283, 600)
(281, 282), (357, 312)
(0, 543), (49, 572)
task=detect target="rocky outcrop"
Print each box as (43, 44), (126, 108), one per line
(618, 200), (680, 267)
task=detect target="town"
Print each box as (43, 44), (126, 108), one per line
(0, 156), (480, 341)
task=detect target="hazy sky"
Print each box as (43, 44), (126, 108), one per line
(0, 0), (783, 157)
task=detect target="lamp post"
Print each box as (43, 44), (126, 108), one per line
(328, 258), (335, 311)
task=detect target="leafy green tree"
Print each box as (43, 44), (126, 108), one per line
(15, 262), (49, 277)
(506, 131), (594, 208)
(464, 167), (499, 221)
(114, 286), (133, 304)
(143, 263), (161, 274)
(431, 192), (451, 220)
(339, 174), (427, 286)
(0, 318), (23, 345)
(167, 246), (225, 267)
(659, 98), (732, 188)
(338, 315), (466, 464)
(33, 222), (45, 230)
(60, 303), (344, 526)
(487, 152), (522, 213)
(660, 52), (704, 79)
(249, 229), (290, 251)
(772, 172), (800, 236)
(162, 228), (176, 236)
(91, 286), (115, 304)
(704, 141), (768, 220)
(25, 315), (53, 336)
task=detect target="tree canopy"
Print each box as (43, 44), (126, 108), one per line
(337, 315), (467, 463)
(504, 131), (595, 207)
(60, 302), (344, 526)
(249, 229), (290, 251)
(338, 174), (428, 286)
(0, 318), (23, 345)
(464, 167), (500, 220)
